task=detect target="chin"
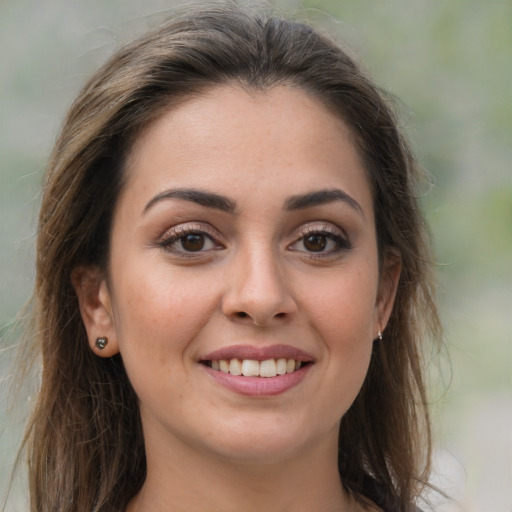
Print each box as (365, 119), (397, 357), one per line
(200, 414), (336, 465)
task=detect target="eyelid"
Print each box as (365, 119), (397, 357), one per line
(287, 222), (352, 254)
(157, 222), (225, 253)
(294, 222), (348, 240)
(159, 223), (219, 242)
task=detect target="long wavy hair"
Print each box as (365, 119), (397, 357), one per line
(18, 3), (441, 511)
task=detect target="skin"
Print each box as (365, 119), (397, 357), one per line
(73, 84), (400, 511)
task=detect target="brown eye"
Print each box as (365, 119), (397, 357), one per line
(159, 227), (220, 255)
(303, 234), (327, 252)
(181, 233), (205, 251)
(288, 226), (352, 256)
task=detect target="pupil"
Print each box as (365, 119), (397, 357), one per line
(304, 234), (326, 252)
(182, 234), (204, 251)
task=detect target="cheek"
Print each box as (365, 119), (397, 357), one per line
(303, 265), (378, 395)
(306, 265), (378, 339)
(110, 259), (219, 362)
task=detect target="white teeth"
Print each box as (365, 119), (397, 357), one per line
(276, 358), (287, 375)
(259, 359), (277, 378)
(211, 357), (306, 377)
(241, 359), (260, 377)
(229, 358), (242, 376)
(219, 360), (230, 373)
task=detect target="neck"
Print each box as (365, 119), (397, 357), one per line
(127, 425), (357, 512)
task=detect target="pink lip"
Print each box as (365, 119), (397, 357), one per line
(200, 344), (314, 362)
(198, 344), (314, 397)
(202, 364), (311, 396)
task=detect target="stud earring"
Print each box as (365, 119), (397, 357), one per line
(95, 337), (108, 350)
(377, 330), (383, 341)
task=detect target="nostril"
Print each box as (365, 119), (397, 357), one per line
(234, 311), (288, 320)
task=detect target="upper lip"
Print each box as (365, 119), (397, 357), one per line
(200, 344), (315, 362)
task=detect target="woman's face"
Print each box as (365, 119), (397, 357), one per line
(79, 84), (399, 465)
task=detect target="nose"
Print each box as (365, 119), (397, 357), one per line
(221, 246), (297, 327)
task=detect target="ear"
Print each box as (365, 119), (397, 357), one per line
(71, 265), (119, 357)
(373, 248), (402, 339)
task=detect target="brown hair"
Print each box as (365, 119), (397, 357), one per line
(20, 3), (440, 511)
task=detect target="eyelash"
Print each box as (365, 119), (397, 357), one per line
(288, 224), (352, 257)
(158, 224), (223, 256)
(157, 223), (352, 258)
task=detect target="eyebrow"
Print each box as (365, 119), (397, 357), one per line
(143, 188), (237, 215)
(284, 188), (364, 217)
(143, 186), (363, 218)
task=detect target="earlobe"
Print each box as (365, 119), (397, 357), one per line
(374, 248), (402, 339)
(71, 266), (119, 357)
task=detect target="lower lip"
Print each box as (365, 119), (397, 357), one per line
(202, 364), (311, 396)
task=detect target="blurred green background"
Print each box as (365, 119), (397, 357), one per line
(1, 1), (510, 510)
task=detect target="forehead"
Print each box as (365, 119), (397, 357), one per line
(122, 84), (372, 214)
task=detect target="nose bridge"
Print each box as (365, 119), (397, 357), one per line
(222, 239), (296, 325)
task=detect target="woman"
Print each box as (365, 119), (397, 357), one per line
(22, 3), (440, 511)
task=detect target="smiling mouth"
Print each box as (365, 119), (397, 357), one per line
(202, 358), (311, 378)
